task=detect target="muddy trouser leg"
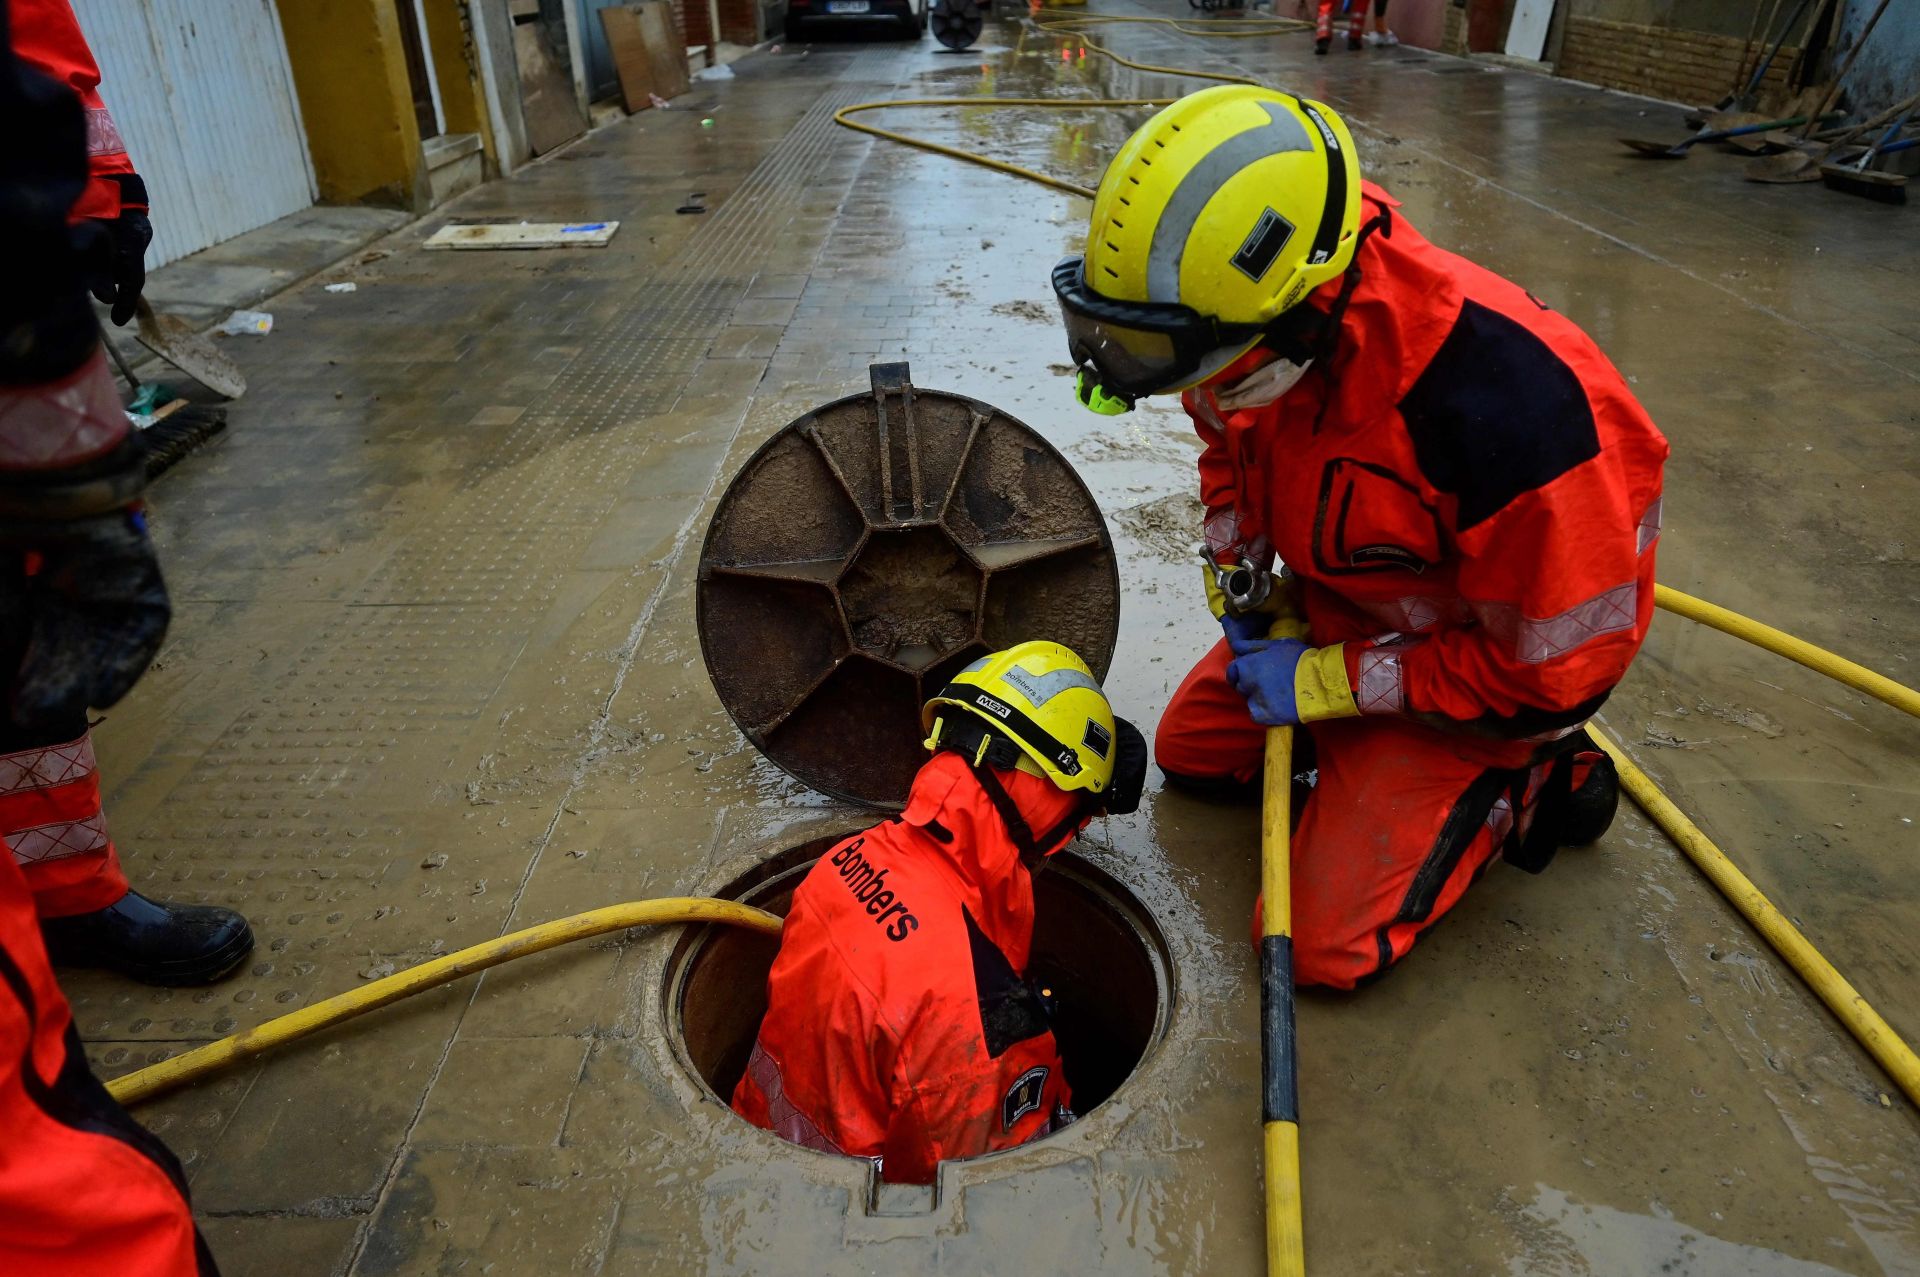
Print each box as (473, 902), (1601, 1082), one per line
(1259, 717), (1535, 990)
(0, 849), (217, 1274)
(0, 553), (130, 920)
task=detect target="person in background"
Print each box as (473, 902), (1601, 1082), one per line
(1313, 0), (1365, 53)
(732, 643), (1145, 1183)
(1365, 0), (1399, 46)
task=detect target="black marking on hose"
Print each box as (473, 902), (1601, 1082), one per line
(1261, 935), (1299, 1125)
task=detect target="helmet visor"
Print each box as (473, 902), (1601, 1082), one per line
(1053, 257), (1263, 398)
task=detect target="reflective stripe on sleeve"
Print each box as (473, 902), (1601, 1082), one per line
(1355, 646), (1405, 715)
(745, 1039), (846, 1156)
(1473, 580), (1639, 665)
(84, 107), (126, 157)
(1637, 496), (1664, 555)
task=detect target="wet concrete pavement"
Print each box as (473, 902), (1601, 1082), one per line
(82, 5), (1918, 1273)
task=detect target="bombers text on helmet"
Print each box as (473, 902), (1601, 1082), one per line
(1054, 85), (1363, 402)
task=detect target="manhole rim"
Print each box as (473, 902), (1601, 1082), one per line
(660, 830), (1179, 1153)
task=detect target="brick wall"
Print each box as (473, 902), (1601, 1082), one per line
(714, 0), (761, 44)
(1556, 15), (1798, 105)
(671, 0), (714, 49)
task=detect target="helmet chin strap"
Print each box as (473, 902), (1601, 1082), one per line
(968, 762), (1085, 870)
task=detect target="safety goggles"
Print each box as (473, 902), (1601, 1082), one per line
(1052, 256), (1267, 400)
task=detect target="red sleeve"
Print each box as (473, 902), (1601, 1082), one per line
(1395, 459), (1662, 732)
(10, 0), (136, 219)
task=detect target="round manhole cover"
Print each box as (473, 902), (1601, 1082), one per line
(696, 363), (1121, 806)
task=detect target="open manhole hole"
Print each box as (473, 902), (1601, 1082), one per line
(665, 835), (1173, 1158)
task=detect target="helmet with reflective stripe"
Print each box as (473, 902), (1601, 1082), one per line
(921, 642), (1118, 796)
(1055, 85), (1362, 401)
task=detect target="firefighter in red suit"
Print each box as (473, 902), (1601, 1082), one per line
(1054, 86), (1667, 990)
(733, 643), (1146, 1182)
(0, 3), (219, 1271)
(5, 0), (253, 988)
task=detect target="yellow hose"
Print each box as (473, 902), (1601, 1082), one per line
(1587, 725), (1920, 1107)
(106, 898), (782, 1107)
(832, 12), (1307, 199)
(1654, 584), (1920, 718)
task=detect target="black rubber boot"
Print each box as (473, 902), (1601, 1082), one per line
(1314, 35), (1330, 54)
(41, 889), (253, 986)
(1557, 750), (1620, 848)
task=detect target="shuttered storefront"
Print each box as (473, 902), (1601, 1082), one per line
(71, 0), (316, 267)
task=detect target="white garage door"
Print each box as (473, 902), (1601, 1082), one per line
(71, 0), (316, 268)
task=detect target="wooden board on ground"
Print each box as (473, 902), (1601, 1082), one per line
(600, 1), (689, 113)
(424, 221), (621, 250)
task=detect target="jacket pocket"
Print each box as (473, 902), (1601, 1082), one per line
(1312, 457), (1444, 577)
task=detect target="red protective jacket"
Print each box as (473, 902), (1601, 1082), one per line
(9, 0), (140, 220)
(732, 753), (1076, 1184)
(0, 849), (211, 1275)
(1188, 182), (1669, 745)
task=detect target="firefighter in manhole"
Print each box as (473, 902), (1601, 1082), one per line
(733, 642), (1146, 1182)
(1055, 85), (1668, 989)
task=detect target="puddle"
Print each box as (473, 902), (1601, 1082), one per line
(1505, 1184), (1860, 1277)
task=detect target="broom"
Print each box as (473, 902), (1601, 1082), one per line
(102, 334), (229, 479)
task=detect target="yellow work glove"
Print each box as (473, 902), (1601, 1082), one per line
(1202, 562), (1310, 641)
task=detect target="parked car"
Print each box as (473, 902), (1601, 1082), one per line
(784, 0), (930, 41)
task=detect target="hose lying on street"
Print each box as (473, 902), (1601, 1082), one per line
(105, 898), (782, 1107)
(1653, 583), (1920, 717)
(1586, 724), (1920, 1108)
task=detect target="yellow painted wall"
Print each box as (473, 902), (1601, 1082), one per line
(274, 0), (426, 208)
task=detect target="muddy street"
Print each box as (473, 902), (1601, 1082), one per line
(62, 5), (1920, 1274)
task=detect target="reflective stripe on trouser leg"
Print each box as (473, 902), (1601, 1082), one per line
(0, 733), (129, 918)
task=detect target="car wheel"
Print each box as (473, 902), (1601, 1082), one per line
(784, 12), (804, 40)
(897, 7), (920, 37)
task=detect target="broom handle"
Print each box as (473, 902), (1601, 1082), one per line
(1799, 0), (1893, 138)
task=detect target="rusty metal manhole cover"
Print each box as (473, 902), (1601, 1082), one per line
(697, 363), (1121, 807)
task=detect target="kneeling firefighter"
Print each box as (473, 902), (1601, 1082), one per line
(1054, 85), (1669, 990)
(732, 642), (1146, 1183)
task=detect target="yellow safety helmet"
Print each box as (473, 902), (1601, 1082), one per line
(922, 642), (1142, 814)
(1054, 85), (1362, 405)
